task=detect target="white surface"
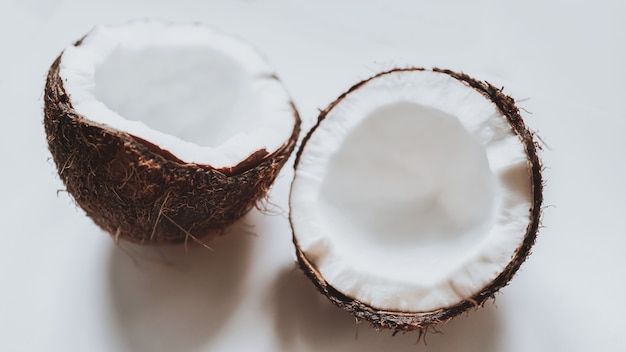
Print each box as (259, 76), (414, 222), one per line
(290, 69), (532, 312)
(62, 20), (294, 167)
(0, 0), (624, 351)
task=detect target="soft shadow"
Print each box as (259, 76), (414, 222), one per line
(269, 266), (503, 352)
(409, 302), (503, 352)
(269, 266), (359, 350)
(108, 218), (255, 352)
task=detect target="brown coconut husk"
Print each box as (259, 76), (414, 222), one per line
(44, 51), (300, 245)
(291, 67), (543, 332)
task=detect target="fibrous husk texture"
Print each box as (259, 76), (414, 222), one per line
(292, 67), (543, 332)
(44, 54), (300, 244)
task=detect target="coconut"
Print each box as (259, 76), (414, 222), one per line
(289, 68), (542, 331)
(44, 20), (300, 244)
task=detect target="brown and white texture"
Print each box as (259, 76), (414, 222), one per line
(44, 22), (300, 244)
(290, 67), (543, 332)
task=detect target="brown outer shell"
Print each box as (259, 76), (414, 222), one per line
(290, 67), (543, 332)
(44, 50), (300, 244)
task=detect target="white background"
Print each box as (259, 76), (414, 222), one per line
(1, 0), (625, 351)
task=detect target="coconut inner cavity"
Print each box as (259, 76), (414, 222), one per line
(95, 46), (255, 148)
(290, 70), (532, 312)
(320, 102), (496, 255)
(60, 21), (294, 167)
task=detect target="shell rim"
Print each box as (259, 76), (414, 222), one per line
(289, 67), (544, 331)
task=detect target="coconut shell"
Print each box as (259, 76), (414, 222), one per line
(44, 52), (300, 244)
(291, 67), (543, 332)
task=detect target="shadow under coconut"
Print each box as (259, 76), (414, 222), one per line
(268, 266), (359, 350)
(107, 217), (255, 352)
(269, 266), (504, 352)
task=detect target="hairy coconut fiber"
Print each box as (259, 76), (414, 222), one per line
(291, 67), (543, 332)
(44, 54), (300, 244)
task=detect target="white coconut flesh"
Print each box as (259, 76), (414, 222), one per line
(290, 70), (533, 312)
(59, 21), (295, 167)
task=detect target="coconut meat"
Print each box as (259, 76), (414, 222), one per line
(59, 21), (294, 167)
(290, 70), (533, 312)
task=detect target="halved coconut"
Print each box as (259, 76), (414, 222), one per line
(44, 20), (300, 244)
(290, 68), (542, 331)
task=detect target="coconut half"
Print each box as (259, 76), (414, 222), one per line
(290, 68), (542, 331)
(44, 20), (300, 244)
